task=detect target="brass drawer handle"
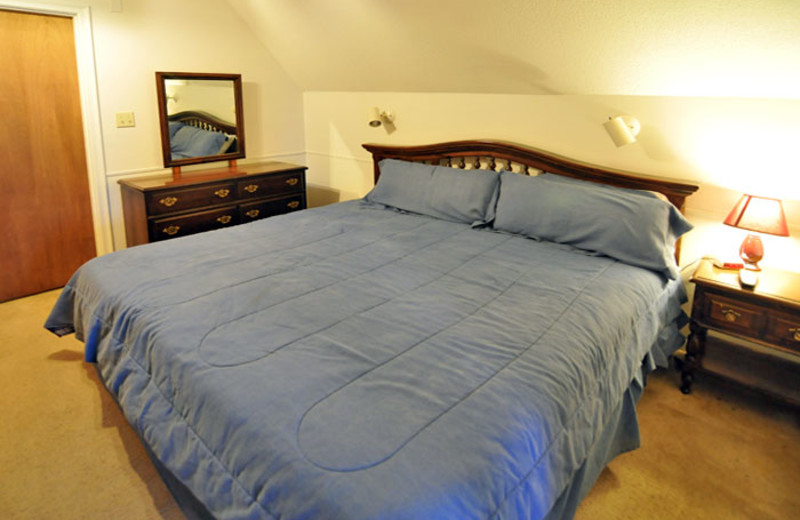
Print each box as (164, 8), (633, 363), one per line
(287, 201), (300, 209)
(162, 225), (180, 236)
(721, 308), (741, 322)
(245, 209), (260, 218)
(216, 215), (232, 224)
(159, 196), (178, 207)
(214, 189), (230, 198)
(790, 328), (800, 342)
(244, 184), (259, 193)
(285, 177), (299, 186)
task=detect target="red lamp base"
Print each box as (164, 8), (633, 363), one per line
(739, 233), (764, 271)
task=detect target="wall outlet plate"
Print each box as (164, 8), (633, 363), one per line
(115, 112), (135, 128)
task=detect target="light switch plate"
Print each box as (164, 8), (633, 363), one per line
(116, 112), (135, 128)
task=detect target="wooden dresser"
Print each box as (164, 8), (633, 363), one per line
(119, 161), (306, 247)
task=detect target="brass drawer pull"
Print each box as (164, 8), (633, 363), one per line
(287, 201), (300, 209)
(162, 225), (180, 236)
(214, 189), (230, 198)
(159, 196), (178, 207)
(721, 308), (741, 322)
(285, 177), (299, 186)
(245, 209), (260, 218)
(244, 184), (259, 193)
(790, 327), (800, 342)
(216, 215), (232, 224)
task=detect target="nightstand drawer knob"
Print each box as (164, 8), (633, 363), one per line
(721, 308), (741, 322)
(159, 196), (178, 207)
(286, 177), (299, 186)
(790, 328), (800, 342)
(287, 201), (300, 209)
(216, 215), (232, 224)
(214, 189), (230, 198)
(244, 184), (259, 193)
(245, 209), (260, 218)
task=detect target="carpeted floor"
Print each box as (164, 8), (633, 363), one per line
(1, 290), (798, 519)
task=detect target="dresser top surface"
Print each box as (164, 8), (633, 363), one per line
(118, 161), (306, 191)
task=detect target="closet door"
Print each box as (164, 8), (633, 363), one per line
(0, 10), (96, 302)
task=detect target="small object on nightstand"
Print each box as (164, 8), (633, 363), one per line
(710, 257), (744, 270)
(738, 268), (758, 288)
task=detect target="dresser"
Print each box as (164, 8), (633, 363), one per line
(682, 259), (800, 401)
(119, 161), (306, 247)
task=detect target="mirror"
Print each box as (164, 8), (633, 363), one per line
(156, 72), (245, 168)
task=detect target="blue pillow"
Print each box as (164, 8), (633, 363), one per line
(538, 173), (693, 238)
(168, 121), (185, 139)
(493, 172), (692, 278)
(170, 125), (226, 159)
(364, 159), (500, 226)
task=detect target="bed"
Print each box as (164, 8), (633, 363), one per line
(46, 140), (698, 520)
(168, 110), (238, 160)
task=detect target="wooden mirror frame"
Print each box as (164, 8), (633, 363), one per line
(156, 72), (246, 169)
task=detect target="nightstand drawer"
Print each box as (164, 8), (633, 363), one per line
(151, 205), (240, 241)
(146, 182), (236, 215)
(240, 194), (306, 222)
(704, 293), (765, 336)
(237, 171), (305, 200)
(764, 314), (800, 353)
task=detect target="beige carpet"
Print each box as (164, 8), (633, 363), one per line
(1, 290), (798, 519)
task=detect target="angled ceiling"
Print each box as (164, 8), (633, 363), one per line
(226, 0), (800, 99)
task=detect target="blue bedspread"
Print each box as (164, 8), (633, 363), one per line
(46, 200), (687, 520)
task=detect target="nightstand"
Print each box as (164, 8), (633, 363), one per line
(681, 259), (800, 398)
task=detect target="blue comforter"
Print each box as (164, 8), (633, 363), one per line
(46, 200), (687, 520)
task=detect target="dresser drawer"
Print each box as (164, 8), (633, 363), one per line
(764, 313), (800, 353)
(703, 293), (765, 337)
(146, 182), (236, 215)
(240, 194), (306, 222)
(150, 205), (240, 241)
(237, 171), (305, 200)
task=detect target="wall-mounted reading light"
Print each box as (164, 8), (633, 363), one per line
(368, 107), (395, 127)
(604, 115), (640, 147)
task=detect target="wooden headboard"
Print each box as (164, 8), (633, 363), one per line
(362, 139), (699, 262)
(168, 110), (237, 135)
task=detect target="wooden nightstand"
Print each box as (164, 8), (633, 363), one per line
(681, 259), (800, 398)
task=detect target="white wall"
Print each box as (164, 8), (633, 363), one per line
(304, 92), (800, 272)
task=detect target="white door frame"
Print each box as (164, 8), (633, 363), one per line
(1, 1), (113, 256)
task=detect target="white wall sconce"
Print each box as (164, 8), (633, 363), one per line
(368, 107), (395, 127)
(604, 115), (640, 147)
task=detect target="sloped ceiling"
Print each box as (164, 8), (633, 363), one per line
(226, 0), (799, 99)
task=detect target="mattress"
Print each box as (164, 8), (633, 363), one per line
(46, 200), (688, 520)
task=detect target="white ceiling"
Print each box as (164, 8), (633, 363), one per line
(225, 0), (800, 99)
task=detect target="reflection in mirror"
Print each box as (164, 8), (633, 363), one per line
(156, 72), (245, 169)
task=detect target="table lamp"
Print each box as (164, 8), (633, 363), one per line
(723, 194), (789, 285)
